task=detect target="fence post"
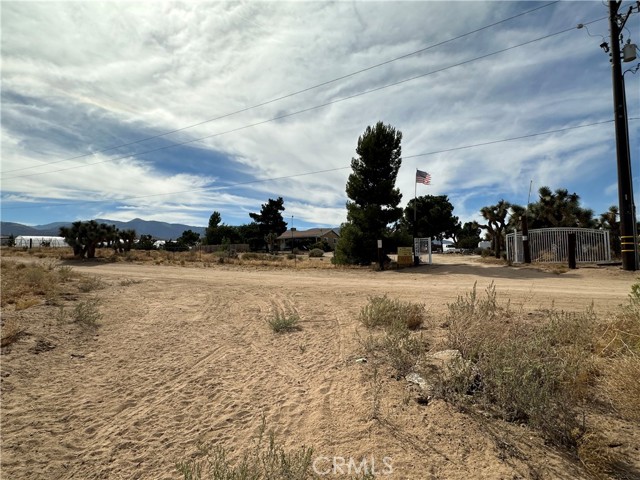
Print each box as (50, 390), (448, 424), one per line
(521, 214), (531, 264)
(568, 233), (577, 269)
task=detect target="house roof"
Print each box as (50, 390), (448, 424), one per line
(276, 228), (339, 240)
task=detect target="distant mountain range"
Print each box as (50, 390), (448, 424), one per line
(0, 218), (206, 240)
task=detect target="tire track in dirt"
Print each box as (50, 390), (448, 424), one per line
(3, 258), (636, 479)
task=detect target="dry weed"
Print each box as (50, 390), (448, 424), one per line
(267, 303), (301, 333)
(359, 295), (425, 331)
(176, 420), (317, 479)
(439, 283), (596, 447)
(15, 297), (41, 311)
(1, 261), (60, 307)
(1, 318), (24, 347)
(600, 355), (640, 422)
(577, 432), (623, 479)
(71, 298), (102, 327)
(78, 276), (106, 292)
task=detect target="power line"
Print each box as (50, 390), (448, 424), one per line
(4, 17), (606, 181)
(404, 119), (622, 158)
(4, 117), (636, 211)
(3, 1), (560, 175)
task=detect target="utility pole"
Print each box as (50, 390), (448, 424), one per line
(608, 0), (638, 271)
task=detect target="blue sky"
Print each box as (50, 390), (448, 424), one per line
(1, 1), (639, 230)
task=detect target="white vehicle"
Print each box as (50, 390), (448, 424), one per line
(443, 244), (461, 254)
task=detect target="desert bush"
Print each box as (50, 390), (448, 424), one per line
(597, 282), (640, 356)
(595, 281), (640, 422)
(601, 355), (640, 422)
(443, 282), (509, 359)
(437, 284), (598, 447)
(380, 324), (428, 376)
(242, 253), (282, 262)
(56, 265), (75, 281)
(1, 318), (24, 347)
(308, 248), (324, 258)
(268, 304), (301, 333)
(15, 297), (40, 311)
(1, 261), (60, 306)
(78, 276), (106, 293)
(177, 423), (317, 479)
(359, 295), (425, 331)
(72, 298), (102, 327)
(310, 240), (332, 252)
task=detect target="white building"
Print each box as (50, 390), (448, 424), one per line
(14, 236), (69, 248)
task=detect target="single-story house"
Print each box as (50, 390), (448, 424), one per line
(276, 228), (340, 251)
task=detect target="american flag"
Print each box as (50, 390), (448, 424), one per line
(416, 169), (431, 185)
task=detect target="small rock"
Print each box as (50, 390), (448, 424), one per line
(32, 339), (56, 354)
(429, 349), (462, 363)
(355, 357), (367, 364)
(405, 372), (428, 389)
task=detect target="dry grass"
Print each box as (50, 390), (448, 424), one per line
(14, 297), (41, 311)
(176, 421), (318, 479)
(438, 283), (596, 447)
(78, 276), (107, 292)
(71, 298), (102, 327)
(1, 318), (25, 347)
(600, 355), (640, 422)
(577, 432), (624, 479)
(1, 260), (61, 307)
(359, 295), (425, 331)
(432, 281), (640, 475)
(1, 245), (346, 271)
(595, 283), (640, 423)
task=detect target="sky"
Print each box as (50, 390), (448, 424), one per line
(1, 1), (639, 231)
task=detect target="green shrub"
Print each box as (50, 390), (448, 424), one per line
(177, 422), (317, 479)
(310, 240), (332, 252)
(268, 304), (301, 333)
(380, 324), (428, 376)
(72, 298), (102, 327)
(56, 265), (75, 282)
(308, 248), (324, 258)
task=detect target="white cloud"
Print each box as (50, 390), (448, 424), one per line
(2, 1), (638, 228)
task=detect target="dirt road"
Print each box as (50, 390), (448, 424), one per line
(1, 255), (637, 479)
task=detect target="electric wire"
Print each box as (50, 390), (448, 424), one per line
(3, 16), (607, 181)
(3, 1), (560, 174)
(4, 117), (637, 211)
(404, 119), (622, 158)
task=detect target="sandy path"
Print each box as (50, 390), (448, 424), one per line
(1, 256), (637, 479)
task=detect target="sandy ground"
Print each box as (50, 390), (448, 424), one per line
(1, 255), (638, 479)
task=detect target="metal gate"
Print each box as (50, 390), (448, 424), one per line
(506, 228), (611, 264)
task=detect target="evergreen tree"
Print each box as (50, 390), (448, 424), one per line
(249, 197), (287, 250)
(402, 195), (459, 247)
(335, 122), (403, 265)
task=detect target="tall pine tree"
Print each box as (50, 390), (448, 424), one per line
(335, 122), (403, 265)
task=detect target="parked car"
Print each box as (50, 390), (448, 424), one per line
(443, 244), (461, 254)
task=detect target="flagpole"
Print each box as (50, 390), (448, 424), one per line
(414, 169), (418, 266)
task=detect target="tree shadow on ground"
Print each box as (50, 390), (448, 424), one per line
(390, 261), (575, 280)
